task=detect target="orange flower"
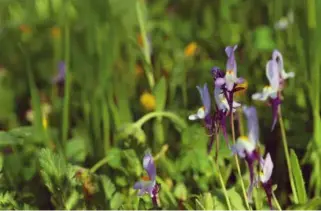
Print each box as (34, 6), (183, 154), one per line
(140, 91), (156, 111)
(51, 26), (61, 38)
(184, 42), (198, 57)
(19, 24), (32, 34)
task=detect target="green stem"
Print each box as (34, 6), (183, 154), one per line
(237, 108), (245, 136)
(89, 156), (113, 173)
(62, 23), (71, 147)
(272, 192), (282, 211)
(135, 111), (187, 129)
(231, 112), (251, 210)
(278, 107), (298, 203)
(210, 134), (232, 210)
(136, 0), (155, 89)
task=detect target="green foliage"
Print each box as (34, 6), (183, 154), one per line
(0, 0), (319, 209)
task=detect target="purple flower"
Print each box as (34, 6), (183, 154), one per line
(252, 59), (281, 131)
(231, 106), (261, 202)
(215, 45), (244, 91)
(133, 152), (159, 206)
(259, 153), (274, 210)
(214, 46), (245, 113)
(188, 83), (211, 121)
(52, 61), (66, 84)
(272, 50), (295, 90)
(206, 67), (242, 154)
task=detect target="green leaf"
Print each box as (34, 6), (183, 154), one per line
(227, 187), (247, 210)
(290, 149), (308, 204)
(65, 136), (86, 163)
(153, 77), (167, 112)
(110, 192), (124, 210)
(202, 193), (214, 210)
(0, 131), (22, 147)
(195, 198), (205, 210)
(302, 197), (321, 209)
(38, 149), (67, 193)
(8, 126), (43, 144)
(174, 183), (188, 201)
(100, 175), (116, 200)
(65, 191), (79, 210)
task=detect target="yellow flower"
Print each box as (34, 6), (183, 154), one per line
(42, 116), (48, 130)
(140, 91), (156, 111)
(235, 79), (248, 97)
(184, 42), (198, 57)
(51, 26), (61, 38)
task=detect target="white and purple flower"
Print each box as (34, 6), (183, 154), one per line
(259, 153), (274, 210)
(231, 106), (261, 203)
(252, 59), (281, 131)
(133, 152), (160, 206)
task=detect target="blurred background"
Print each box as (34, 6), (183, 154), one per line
(0, 0), (320, 209)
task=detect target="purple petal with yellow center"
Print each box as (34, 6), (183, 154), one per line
(243, 106), (259, 144)
(143, 152), (156, 181)
(225, 45), (238, 74)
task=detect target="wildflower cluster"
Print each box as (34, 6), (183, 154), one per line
(187, 46), (294, 209)
(133, 46), (294, 210)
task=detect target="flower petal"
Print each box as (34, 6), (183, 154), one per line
(133, 181), (154, 196)
(272, 50), (283, 74)
(226, 81), (234, 92)
(215, 78), (226, 86)
(231, 137), (256, 158)
(281, 69), (295, 79)
(143, 153), (156, 181)
(265, 60), (279, 90)
(260, 153), (274, 184)
(196, 84), (211, 115)
(188, 113), (199, 120)
(225, 45), (238, 74)
(243, 106), (259, 144)
(236, 77), (245, 84)
(214, 87), (226, 111)
(252, 91), (269, 101)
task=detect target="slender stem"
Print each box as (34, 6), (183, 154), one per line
(278, 107), (298, 202)
(209, 146), (232, 210)
(89, 156), (113, 173)
(135, 111), (187, 129)
(231, 112), (251, 210)
(62, 22), (71, 147)
(237, 108), (245, 136)
(136, 0), (155, 89)
(272, 192), (282, 211)
(153, 144), (169, 161)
